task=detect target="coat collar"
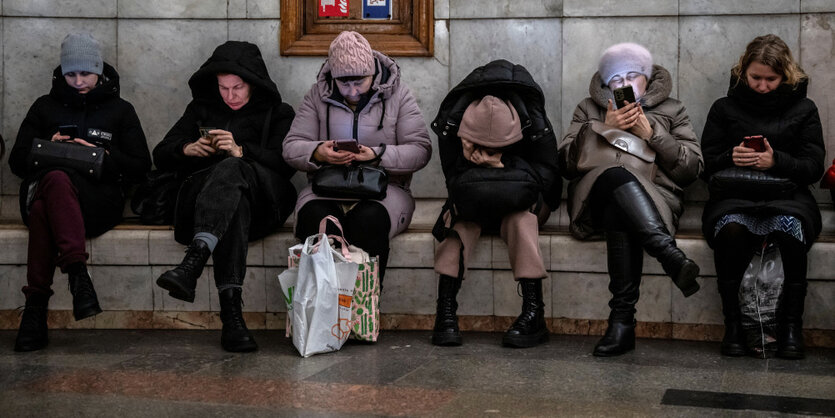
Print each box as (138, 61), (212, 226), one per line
(588, 64), (673, 109)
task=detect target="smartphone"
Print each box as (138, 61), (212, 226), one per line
(333, 139), (360, 153)
(199, 127), (217, 140)
(613, 86), (636, 106)
(744, 135), (765, 152)
(58, 125), (79, 139)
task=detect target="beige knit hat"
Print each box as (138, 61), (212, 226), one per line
(328, 31), (375, 78)
(458, 95), (523, 148)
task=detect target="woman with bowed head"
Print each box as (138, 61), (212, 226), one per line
(283, 31), (431, 284)
(701, 34), (824, 359)
(559, 43), (703, 356)
(153, 41), (296, 352)
(9, 33), (151, 351)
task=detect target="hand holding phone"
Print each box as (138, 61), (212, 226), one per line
(613, 86), (636, 107)
(743, 135), (765, 152)
(58, 125), (79, 140)
(333, 138), (360, 153)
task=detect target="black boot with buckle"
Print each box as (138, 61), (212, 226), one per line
(67, 263), (102, 321)
(14, 294), (49, 352)
(156, 239), (211, 303)
(219, 287), (257, 352)
(612, 182), (700, 297)
(594, 230), (641, 357)
(432, 274), (463, 346)
(502, 279), (549, 348)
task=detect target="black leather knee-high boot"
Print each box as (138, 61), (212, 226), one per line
(611, 181), (700, 297)
(432, 274), (462, 346)
(594, 230), (642, 357)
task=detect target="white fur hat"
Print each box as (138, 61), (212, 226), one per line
(598, 42), (653, 85)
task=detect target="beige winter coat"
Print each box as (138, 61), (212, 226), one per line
(558, 65), (703, 239)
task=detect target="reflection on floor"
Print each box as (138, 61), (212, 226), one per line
(1, 330), (833, 417)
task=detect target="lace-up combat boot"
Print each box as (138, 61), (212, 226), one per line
(432, 275), (462, 346)
(67, 263), (102, 321)
(219, 287), (257, 352)
(156, 240), (211, 303)
(502, 279), (548, 348)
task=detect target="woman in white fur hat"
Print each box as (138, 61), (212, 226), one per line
(559, 42), (703, 356)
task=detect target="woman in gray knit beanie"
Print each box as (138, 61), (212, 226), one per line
(8, 32), (151, 352)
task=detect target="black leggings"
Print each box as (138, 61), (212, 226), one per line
(295, 200), (391, 281)
(713, 222), (808, 287)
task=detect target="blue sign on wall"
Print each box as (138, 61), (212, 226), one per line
(363, 0), (391, 20)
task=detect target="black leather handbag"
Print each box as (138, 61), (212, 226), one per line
(130, 170), (183, 225)
(312, 144), (388, 200)
(708, 166), (797, 201)
(28, 138), (105, 179)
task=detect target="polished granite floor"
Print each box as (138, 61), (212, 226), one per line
(0, 330), (833, 417)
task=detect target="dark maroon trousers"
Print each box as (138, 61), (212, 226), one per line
(23, 171), (88, 299)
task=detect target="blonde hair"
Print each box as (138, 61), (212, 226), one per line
(731, 34), (808, 88)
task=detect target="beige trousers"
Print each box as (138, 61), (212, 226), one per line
(434, 210), (547, 280)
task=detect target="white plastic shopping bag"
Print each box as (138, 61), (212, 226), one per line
(739, 239), (785, 358)
(290, 233), (358, 357)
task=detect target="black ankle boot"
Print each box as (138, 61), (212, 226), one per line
(14, 295), (49, 352)
(718, 279), (746, 356)
(67, 263), (102, 321)
(502, 279), (548, 348)
(219, 287), (257, 352)
(156, 240), (211, 303)
(593, 317), (636, 357)
(777, 282), (806, 359)
(432, 275), (462, 346)
(611, 182), (700, 297)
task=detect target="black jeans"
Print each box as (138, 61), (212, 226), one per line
(295, 200), (391, 281)
(193, 158), (259, 287)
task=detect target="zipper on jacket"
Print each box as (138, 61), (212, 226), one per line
(352, 110), (359, 141)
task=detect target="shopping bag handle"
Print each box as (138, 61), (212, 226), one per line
(304, 232), (352, 261)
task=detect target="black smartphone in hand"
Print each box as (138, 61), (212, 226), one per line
(58, 125), (79, 139)
(613, 86), (636, 106)
(333, 139), (360, 153)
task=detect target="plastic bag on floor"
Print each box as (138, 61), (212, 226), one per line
(739, 239), (784, 358)
(291, 233), (358, 357)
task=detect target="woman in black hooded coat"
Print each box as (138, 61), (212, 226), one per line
(701, 35), (825, 359)
(153, 41), (296, 352)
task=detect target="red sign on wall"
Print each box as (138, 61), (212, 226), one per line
(319, 0), (349, 17)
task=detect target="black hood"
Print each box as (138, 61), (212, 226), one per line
(49, 62), (121, 106)
(433, 59), (546, 134)
(727, 73), (808, 113)
(188, 41), (281, 107)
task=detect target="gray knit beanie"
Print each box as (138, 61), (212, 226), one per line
(598, 42), (652, 85)
(61, 33), (103, 75)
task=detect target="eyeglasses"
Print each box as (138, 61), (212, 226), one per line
(608, 72), (644, 89)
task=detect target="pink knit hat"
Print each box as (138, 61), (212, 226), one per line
(458, 95), (523, 148)
(328, 31), (375, 78)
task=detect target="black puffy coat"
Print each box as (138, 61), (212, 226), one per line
(152, 41), (296, 242)
(701, 75), (825, 249)
(432, 60), (561, 221)
(9, 64), (151, 237)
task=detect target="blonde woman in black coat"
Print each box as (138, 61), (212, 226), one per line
(701, 35), (825, 359)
